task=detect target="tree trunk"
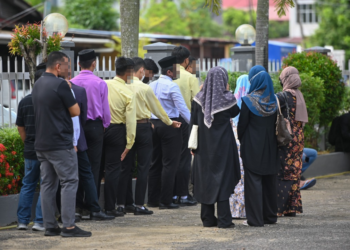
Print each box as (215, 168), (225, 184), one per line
(120, 0), (140, 57)
(255, 0), (269, 71)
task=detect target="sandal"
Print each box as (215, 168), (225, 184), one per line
(300, 178), (316, 190)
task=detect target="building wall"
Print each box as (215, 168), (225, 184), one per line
(289, 0), (319, 38)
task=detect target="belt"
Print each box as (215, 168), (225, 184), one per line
(137, 118), (150, 123)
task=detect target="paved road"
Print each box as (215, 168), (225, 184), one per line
(0, 174), (349, 249)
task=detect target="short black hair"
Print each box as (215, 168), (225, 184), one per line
(35, 63), (46, 82)
(80, 58), (95, 69)
(132, 57), (145, 72)
(188, 56), (196, 65)
(171, 46), (190, 64)
(116, 56), (134, 76)
(161, 66), (173, 75)
(46, 51), (68, 69)
(144, 58), (159, 74)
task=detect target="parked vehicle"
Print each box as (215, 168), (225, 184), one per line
(0, 79), (30, 113)
(0, 104), (17, 128)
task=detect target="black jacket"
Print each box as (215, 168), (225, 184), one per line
(238, 100), (279, 175)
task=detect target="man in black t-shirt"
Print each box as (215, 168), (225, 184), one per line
(16, 63), (46, 232)
(32, 51), (90, 238)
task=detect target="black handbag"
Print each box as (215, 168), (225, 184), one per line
(275, 93), (293, 146)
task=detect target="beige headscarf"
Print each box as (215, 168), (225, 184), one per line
(280, 66), (308, 123)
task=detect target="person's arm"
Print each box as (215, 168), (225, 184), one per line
(229, 104), (240, 118)
(17, 126), (26, 142)
(171, 84), (191, 123)
(101, 81), (111, 128)
(15, 100), (25, 142)
(121, 94), (137, 161)
(72, 116), (80, 147)
(57, 81), (80, 117)
(189, 76), (200, 102)
(238, 100), (250, 141)
(276, 92), (286, 108)
(189, 101), (198, 155)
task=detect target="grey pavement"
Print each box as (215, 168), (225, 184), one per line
(0, 174), (349, 249)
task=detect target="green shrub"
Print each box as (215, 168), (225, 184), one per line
(0, 128), (24, 195)
(282, 52), (344, 127)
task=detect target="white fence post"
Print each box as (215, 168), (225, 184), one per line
(0, 57), (4, 127)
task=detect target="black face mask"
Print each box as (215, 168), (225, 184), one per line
(142, 76), (150, 83)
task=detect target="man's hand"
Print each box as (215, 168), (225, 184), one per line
(74, 146), (78, 152)
(171, 121), (182, 128)
(121, 148), (130, 161)
(190, 150), (195, 156)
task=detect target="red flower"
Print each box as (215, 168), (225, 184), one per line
(0, 159), (3, 163)
(0, 154), (5, 160)
(11, 151), (16, 155)
(0, 173), (1, 177)
(0, 144), (6, 152)
(5, 162), (10, 169)
(12, 179), (16, 185)
(7, 184), (12, 189)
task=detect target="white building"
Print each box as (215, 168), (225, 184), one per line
(289, 0), (319, 38)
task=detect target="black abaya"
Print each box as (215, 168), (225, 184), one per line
(190, 101), (241, 205)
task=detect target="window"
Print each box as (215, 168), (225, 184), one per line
(297, 4), (319, 23)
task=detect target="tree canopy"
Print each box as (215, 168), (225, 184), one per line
(311, 0), (350, 62)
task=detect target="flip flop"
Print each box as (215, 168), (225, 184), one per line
(300, 178), (316, 190)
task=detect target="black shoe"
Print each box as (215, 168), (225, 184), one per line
(218, 223), (235, 229)
(176, 197), (197, 206)
(125, 204), (136, 214)
(116, 206), (126, 214)
(159, 203), (179, 209)
(134, 206), (154, 215)
(284, 212), (296, 217)
(188, 194), (197, 202)
(90, 210), (115, 221)
(147, 202), (159, 207)
(106, 209), (124, 217)
(45, 227), (62, 236)
(61, 226), (92, 237)
(172, 198), (178, 204)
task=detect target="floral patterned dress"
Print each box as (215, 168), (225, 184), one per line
(276, 92), (304, 216)
(229, 124), (246, 218)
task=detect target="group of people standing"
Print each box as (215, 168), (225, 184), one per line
(16, 46), (200, 237)
(191, 64), (309, 228)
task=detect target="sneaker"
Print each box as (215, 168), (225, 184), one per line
(242, 220), (249, 226)
(45, 227), (62, 236)
(17, 223), (28, 230)
(32, 223), (45, 231)
(60, 226), (92, 237)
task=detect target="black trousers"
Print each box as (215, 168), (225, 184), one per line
(75, 151), (100, 212)
(173, 117), (191, 197)
(103, 124), (127, 211)
(117, 123), (153, 206)
(148, 119), (182, 204)
(201, 200), (231, 228)
(244, 168), (278, 227)
(83, 119), (104, 195)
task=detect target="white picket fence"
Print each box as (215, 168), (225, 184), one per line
(1, 56), (350, 128)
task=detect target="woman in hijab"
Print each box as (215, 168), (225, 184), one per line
(276, 66), (308, 217)
(229, 75), (250, 219)
(190, 66), (240, 229)
(238, 65), (279, 227)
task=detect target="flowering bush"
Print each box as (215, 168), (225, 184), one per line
(0, 128), (24, 196)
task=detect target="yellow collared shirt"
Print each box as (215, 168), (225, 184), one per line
(105, 76), (136, 149)
(127, 77), (172, 126)
(174, 65), (200, 111)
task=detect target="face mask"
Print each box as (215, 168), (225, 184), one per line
(141, 75), (145, 82)
(142, 77), (149, 83)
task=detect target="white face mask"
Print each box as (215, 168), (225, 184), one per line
(141, 74), (145, 82)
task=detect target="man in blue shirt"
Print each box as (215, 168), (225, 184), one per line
(148, 56), (190, 209)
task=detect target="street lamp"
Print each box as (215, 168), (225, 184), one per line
(235, 24), (256, 46)
(43, 13), (69, 37)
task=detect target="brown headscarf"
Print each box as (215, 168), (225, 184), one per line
(280, 66), (308, 123)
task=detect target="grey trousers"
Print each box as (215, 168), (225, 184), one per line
(37, 149), (78, 228)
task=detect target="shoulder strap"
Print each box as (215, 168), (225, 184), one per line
(275, 94), (282, 115)
(282, 92), (290, 119)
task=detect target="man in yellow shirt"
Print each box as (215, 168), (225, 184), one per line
(172, 46), (199, 206)
(117, 57), (181, 215)
(103, 57), (136, 217)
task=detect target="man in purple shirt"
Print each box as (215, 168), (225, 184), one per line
(70, 49), (111, 202)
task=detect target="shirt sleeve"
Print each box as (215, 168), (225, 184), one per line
(125, 94), (137, 149)
(189, 76), (200, 102)
(100, 80), (111, 128)
(72, 116), (80, 146)
(81, 88), (88, 126)
(145, 87), (172, 126)
(238, 101), (250, 142)
(57, 81), (77, 109)
(15, 99), (24, 127)
(171, 83), (191, 123)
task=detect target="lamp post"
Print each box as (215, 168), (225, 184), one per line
(231, 24), (256, 72)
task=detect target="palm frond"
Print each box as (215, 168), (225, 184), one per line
(274, 0), (295, 17)
(204, 0), (221, 15)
